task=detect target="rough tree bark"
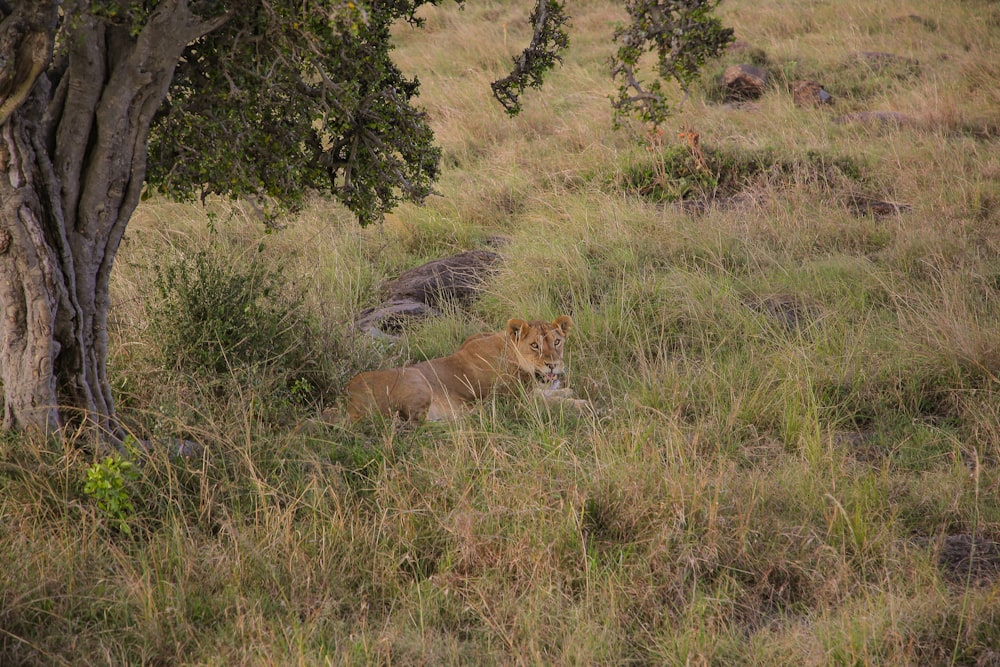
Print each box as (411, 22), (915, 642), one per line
(0, 0), (227, 437)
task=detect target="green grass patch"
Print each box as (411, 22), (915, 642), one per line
(614, 142), (867, 205)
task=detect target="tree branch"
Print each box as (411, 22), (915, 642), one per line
(610, 0), (732, 127)
(491, 0), (569, 116)
(0, 0), (58, 126)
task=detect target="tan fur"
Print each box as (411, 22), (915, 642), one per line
(346, 315), (585, 421)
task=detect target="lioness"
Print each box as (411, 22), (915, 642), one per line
(345, 315), (588, 421)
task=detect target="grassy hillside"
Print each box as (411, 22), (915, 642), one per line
(4, 0), (1000, 664)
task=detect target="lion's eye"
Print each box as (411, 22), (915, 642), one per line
(530, 342), (539, 350)
(554, 339), (561, 347)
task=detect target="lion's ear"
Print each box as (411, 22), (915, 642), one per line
(506, 318), (530, 340)
(553, 315), (573, 335)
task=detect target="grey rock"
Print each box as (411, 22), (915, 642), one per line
(792, 80), (833, 107)
(355, 298), (438, 335)
(355, 249), (502, 337)
(383, 249), (500, 307)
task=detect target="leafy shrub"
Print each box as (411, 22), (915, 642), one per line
(150, 249), (307, 376)
(82, 453), (138, 534)
(618, 140), (866, 204)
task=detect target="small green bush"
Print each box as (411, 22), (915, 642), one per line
(617, 141), (866, 204)
(150, 249), (307, 376)
(82, 453), (138, 534)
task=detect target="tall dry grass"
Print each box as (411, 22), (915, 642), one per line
(3, 0), (1000, 664)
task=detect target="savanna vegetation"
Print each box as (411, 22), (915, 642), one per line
(3, 0), (1000, 664)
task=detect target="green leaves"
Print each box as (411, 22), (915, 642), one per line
(149, 249), (304, 375)
(122, 0), (730, 223)
(146, 0), (443, 225)
(611, 0), (733, 127)
(82, 453), (138, 534)
(491, 0), (570, 116)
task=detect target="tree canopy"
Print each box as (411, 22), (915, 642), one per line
(123, 0), (730, 224)
(146, 0), (442, 225)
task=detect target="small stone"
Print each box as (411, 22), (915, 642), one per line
(720, 64), (769, 102)
(937, 534), (1000, 584)
(850, 51), (919, 72)
(847, 194), (911, 218)
(890, 14), (937, 30)
(485, 235), (512, 248)
(743, 293), (821, 332)
(135, 437), (204, 459)
(792, 80), (833, 107)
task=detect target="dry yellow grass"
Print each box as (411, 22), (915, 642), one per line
(3, 0), (1000, 664)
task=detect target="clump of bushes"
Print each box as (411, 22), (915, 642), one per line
(145, 246), (337, 423)
(617, 141), (866, 204)
(151, 249), (305, 375)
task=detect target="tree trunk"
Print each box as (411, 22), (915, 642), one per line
(0, 117), (63, 434)
(0, 0), (228, 438)
(0, 108), (118, 437)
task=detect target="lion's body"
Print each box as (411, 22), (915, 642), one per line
(346, 316), (584, 421)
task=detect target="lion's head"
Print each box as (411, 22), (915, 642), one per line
(506, 315), (573, 384)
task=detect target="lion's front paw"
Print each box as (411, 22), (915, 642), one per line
(534, 385), (598, 416)
(539, 386), (575, 400)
